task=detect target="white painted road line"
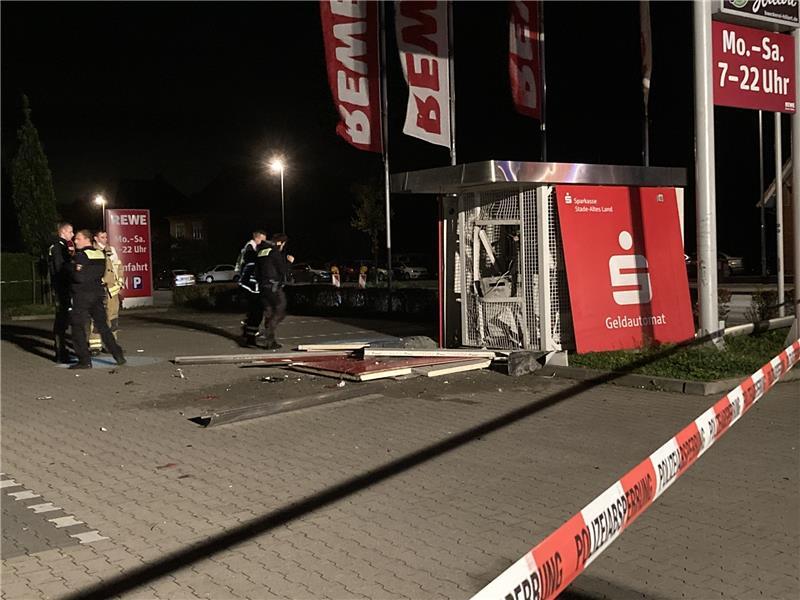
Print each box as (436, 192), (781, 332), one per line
(27, 502), (63, 513)
(7, 490), (41, 500)
(0, 479), (20, 488)
(70, 531), (109, 544)
(48, 516), (84, 528)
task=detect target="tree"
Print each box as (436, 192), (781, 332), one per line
(11, 95), (59, 256)
(350, 181), (386, 282)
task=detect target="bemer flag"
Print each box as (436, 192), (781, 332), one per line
(320, 0), (382, 152)
(395, 1), (452, 148)
(509, 1), (543, 120)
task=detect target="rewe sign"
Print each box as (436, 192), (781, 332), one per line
(556, 186), (694, 353)
(106, 208), (153, 307)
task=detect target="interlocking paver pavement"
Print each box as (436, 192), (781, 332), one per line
(1, 310), (798, 599)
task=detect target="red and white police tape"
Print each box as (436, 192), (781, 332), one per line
(471, 339), (800, 600)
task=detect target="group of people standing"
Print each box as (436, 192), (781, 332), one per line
(237, 230), (294, 349)
(48, 222), (126, 369)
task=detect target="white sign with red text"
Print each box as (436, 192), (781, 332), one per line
(106, 209), (153, 308)
(320, 0), (383, 152)
(395, 0), (452, 148)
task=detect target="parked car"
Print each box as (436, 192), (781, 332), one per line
(394, 262), (429, 280)
(289, 263), (332, 284)
(155, 269), (196, 288)
(198, 264), (237, 283)
(685, 252), (745, 278)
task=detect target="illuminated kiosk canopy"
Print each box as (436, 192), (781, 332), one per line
(390, 160), (688, 355)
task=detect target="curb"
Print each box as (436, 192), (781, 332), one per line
(536, 364), (800, 395)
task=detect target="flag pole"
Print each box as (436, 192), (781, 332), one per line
(379, 0), (394, 303)
(539, 0), (547, 162)
(448, 0), (456, 166)
(640, 1), (652, 166)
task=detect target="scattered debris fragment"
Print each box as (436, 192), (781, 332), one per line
(36, 396), (53, 401)
(100, 427), (108, 432)
(337, 380), (346, 388)
(260, 376), (284, 383)
(137, 349), (144, 353)
(174, 369), (186, 379)
(156, 463), (177, 470)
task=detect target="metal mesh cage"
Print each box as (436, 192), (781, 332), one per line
(458, 186), (574, 351)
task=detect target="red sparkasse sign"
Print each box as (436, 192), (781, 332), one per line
(106, 209), (153, 301)
(712, 21), (796, 113)
(556, 186), (694, 353)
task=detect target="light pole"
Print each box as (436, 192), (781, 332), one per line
(269, 158), (286, 233)
(94, 194), (107, 229)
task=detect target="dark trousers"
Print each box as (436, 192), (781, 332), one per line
(53, 291), (71, 361)
(261, 287), (287, 344)
(70, 294), (124, 366)
(242, 291), (263, 339)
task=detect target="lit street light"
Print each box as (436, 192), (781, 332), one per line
(269, 158), (286, 233)
(94, 194), (107, 229)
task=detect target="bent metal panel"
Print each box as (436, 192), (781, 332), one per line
(106, 208), (153, 307)
(556, 186), (693, 353)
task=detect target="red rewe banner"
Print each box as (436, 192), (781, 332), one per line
(106, 209), (153, 305)
(556, 186), (694, 353)
(509, 1), (542, 119)
(320, 0), (382, 152)
(712, 21), (796, 114)
(395, 0), (451, 148)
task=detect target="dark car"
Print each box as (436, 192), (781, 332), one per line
(685, 252), (745, 278)
(289, 263), (332, 284)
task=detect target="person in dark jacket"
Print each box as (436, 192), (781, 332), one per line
(68, 230), (126, 369)
(238, 230), (268, 346)
(47, 222), (74, 362)
(254, 233), (293, 350)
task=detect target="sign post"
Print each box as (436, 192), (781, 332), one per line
(106, 209), (153, 308)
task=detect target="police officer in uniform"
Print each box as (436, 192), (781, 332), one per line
(255, 233), (293, 350)
(68, 230), (126, 369)
(48, 222), (74, 362)
(238, 230), (268, 346)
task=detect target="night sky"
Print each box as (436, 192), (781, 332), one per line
(1, 1), (789, 269)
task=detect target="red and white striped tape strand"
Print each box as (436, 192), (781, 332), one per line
(471, 340), (800, 600)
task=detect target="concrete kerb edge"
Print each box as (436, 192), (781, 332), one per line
(536, 364), (800, 396)
(9, 307), (169, 321)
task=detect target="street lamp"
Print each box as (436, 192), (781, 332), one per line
(94, 194), (107, 229)
(269, 158), (286, 233)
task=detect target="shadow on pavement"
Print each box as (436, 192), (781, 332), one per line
(128, 314), (243, 343)
(1, 323), (60, 362)
(63, 331), (738, 600)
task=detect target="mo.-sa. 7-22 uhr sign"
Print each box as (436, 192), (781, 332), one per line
(712, 21), (796, 113)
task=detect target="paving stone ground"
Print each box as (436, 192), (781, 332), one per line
(1, 309), (798, 599)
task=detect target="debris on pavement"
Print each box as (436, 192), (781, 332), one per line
(156, 463), (178, 469)
(174, 368), (186, 379)
(36, 396), (53, 400)
(100, 427), (108, 432)
(260, 376), (284, 383)
(337, 380), (346, 387)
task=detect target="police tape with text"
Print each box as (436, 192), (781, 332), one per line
(471, 339), (800, 600)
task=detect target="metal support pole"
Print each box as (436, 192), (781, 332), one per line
(693, 1), (720, 342)
(759, 111), (767, 277)
(379, 1), (393, 301)
(792, 30), (800, 338)
(775, 112), (785, 317)
(447, 0), (456, 166)
(280, 168), (285, 233)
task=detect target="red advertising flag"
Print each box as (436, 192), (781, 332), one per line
(106, 209), (153, 305)
(395, 1), (452, 148)
(509, 1), (542, 119)
(555, 186), (694, 353)
(319, 0), (383, 152)
(712, 21), (796, 114)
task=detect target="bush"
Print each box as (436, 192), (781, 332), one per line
(745, 289), (795, 322)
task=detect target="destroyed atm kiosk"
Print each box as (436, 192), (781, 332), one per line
(391, 161), (687, 363)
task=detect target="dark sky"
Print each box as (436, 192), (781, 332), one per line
(1, 1), (787, 267)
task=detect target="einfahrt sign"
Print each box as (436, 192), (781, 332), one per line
(106, 209), (153, 307)
(556, 186), (694, 353)
(712, 21), (796, 113)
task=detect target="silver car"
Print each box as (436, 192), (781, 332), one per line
(198, 264), (237, 283)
